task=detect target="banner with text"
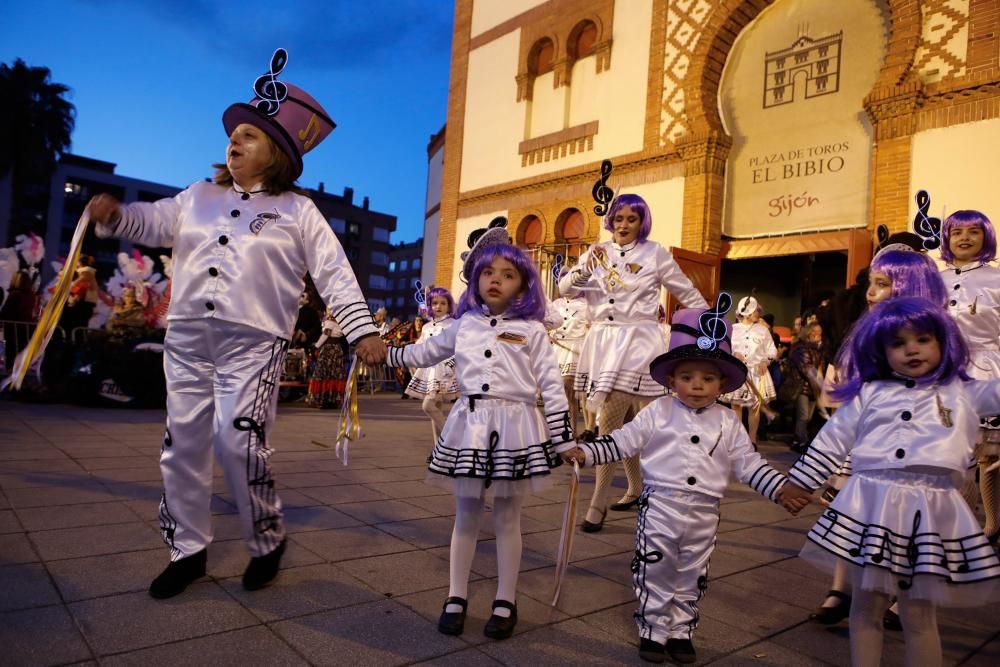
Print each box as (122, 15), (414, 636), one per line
(719, 0), (888, 238)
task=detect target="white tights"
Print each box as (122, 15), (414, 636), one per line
(447, 494), (525, 616)
(421, 394), (448, 435)
(849, 575), (941, 667)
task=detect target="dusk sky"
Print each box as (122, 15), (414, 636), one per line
(2, 0), (454, 242)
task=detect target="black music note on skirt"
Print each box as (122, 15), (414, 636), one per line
(254, 48), (289, 116)
(697, 292), (733, 351)
(592, 159), (615, 217)
(912, 190), (942, 251)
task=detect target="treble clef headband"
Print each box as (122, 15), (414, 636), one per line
(591, 159), (616, 217)
(551, 253), (564, 283)
(413, 280), (426, 309)
(912, 189), (942, 251)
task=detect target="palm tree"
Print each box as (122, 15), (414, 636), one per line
(0, 59), (76, 244)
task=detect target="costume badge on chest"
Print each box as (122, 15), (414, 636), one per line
(250, 208), (281, 235)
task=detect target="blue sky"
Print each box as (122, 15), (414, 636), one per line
(2, 0), (454, 242)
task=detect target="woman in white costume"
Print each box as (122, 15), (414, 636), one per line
(87, 49), (385, 598)
(559, 163), (707, 532)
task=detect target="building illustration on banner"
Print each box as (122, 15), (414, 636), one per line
(763, 31), (843, 108)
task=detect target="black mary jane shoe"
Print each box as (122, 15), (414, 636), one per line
(883, 606), (903, 632)
(484, 599), (517, 640)
(437, 596), (467, 636)
(242, 538), (286, 591)
(810, 589), (851, 625)
(581, 505), (607, 533)
(149, 549), (207, 599)
(609, 494), (640, 512)
(666, 638), (697, 664)
(638, 638), (666, 663)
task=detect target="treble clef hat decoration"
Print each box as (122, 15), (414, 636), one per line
(222, 48), (337, 179)
(591, 159), (617, 217)
(551, 253), (565, 283)
(648, 292), (748, 394)
(460, 216), (511, 282)
(912, 189), (942, 251)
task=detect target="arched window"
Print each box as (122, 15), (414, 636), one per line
(517, 215), (543, 248)
(569, 20), (597, 60)
(530, 38), (555, 75)
(556, 208), (585, 241)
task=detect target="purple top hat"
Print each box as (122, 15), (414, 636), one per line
(649, 293), (748, 394)
(222, 49), (335, 179)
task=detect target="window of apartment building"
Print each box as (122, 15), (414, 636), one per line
(389, 261), (396, 271)
(371, 251), (388, 265)
(368, 274), (387, 289)
(328, 217), (346, 234)
(400, 259), (409, 271)
(412, 258), (421, 269)
(373, 228), (390, 243)
(348, 222), (360, 236)
(347, 247), (359, 261)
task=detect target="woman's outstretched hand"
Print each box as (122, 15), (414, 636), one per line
(86, 194), (122, 225)
(356, 335), (387, 365)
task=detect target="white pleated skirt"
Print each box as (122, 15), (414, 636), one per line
(553, 337), (584, 378)
(574, 321), (667, 411)
(405, 361), (459, 400)
(427, 395), (562, 498)
(800, 468), (1000, 607)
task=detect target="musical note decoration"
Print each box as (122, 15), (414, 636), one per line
(253, 48), (289, 116)
(413, 280), (426, 307)
(936, 392), (954, 428)
(913, 190), (942, 251)
(551, 253), (564, 283)
(697, 292), (733, 351)
(898, 510), (922, 590)
(591, 159), (616, 217)
(876, 224), (890, 249)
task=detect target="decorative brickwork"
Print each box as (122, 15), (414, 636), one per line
(914, 0), (971, 84)
(518, 121), (600, 166)
(659, 0), (715, 147)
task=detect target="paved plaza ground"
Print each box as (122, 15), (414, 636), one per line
(1, 394), (997, 666)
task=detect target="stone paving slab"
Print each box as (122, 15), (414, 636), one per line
(1, 395), (998, 666)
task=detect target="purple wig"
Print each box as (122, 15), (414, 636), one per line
(869, 250), (948, 307)
(427, 287), (455, 318)
(456, 244), (547, 322)
(603, 193), (652, 242)
(940, 210), (996, 264)
(831, 296), (969, 402)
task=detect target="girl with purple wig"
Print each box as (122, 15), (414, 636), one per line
(811, 247), (949, 628)
(405, 287), (460, 436)
(783, 297), (1000, 667)
(940, 209), (1000, 544)
(387, 236), (572, 640)
(559, 191), (708, 532)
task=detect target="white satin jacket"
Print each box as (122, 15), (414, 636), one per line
(96, 181), (377, 343)
(386, 308), (572, 447)
(790, 378), (1000, 490)
(942, 262), (1000, 352)
(549, 297), (589, 341)
(558, 240), (707, 324)
(580, 396), (787, 501)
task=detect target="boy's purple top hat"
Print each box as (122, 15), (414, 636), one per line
(649, 294), (748, 394)
(222, 48), (335, 179)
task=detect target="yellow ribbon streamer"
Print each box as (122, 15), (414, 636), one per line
(334, 355), (363, 465)
(3, 210), (90, 391)
(552, 459), (580, 606)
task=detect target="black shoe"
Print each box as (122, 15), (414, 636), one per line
(581, 506), (607, 533)
(883, 607), (903, 631)
(666, 638), (697, 664)
(242, 538), (286, 591)
(810, 589), (851, 625)
(437, 596), (467, 635)
(609, 494), (640, 511)
(638, 638), (666, 663)
(149, 549), (207, 599)
(484, 599), (517, 639)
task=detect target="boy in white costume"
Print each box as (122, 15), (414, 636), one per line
(563, 296), (804, 663)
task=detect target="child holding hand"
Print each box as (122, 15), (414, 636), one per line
(386, 220), (573, 640)
(782, 297), (1000, 667)
(562, 297), (805, 664)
